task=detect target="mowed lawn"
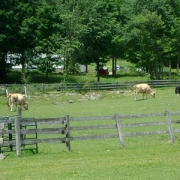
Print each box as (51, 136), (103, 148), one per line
(0, 87), (180, 180)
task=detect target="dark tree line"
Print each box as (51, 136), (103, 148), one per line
(1, 0), (180, 83)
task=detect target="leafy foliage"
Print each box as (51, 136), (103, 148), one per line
(1, 0), (180, 83)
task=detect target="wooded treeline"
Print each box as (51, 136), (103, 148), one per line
(1, 0), (180, 83)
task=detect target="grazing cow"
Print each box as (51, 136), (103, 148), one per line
(175, 86), (180, 95)
(133, 83), (155, 100)
(7, 93), (28, 111)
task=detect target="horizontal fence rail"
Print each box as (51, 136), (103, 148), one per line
(0, 109), (70, 155)
(1, 80), (180, 94)
(68, 110), (180, 148)
(1, 108), (180, 156)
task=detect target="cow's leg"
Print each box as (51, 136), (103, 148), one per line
(10, 104), (13, 111)
(8, 99), (13, 111)
(145, 92), (147, 99)
(135, 90), (137, 100)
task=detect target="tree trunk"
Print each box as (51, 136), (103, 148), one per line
(63, 50), (69, 82)
(112, 57), (117, 77)
(21, 53), (26, 75)
(159, 58), (163, 80)
(169, 59), (171, 80)
(155, 59), (160, 80)
(177, 51), (180, 73)
(112, 57), (114, 76)
(160, 62), (163, 79)
(85, 64), (88, 73)
(45, 59), (50, 83)
(0, 51), (7, 83)
(96, 60), (100, 82)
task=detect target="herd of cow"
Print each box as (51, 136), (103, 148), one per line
(4, 83), (180, 111)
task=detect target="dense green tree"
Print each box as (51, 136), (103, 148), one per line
(167, 0), (180, 73)
(120, 0), (177, 79)
(56, 0), (82, 81)
(108, 0), (125, 76)
(0, 0), (16, 83)
(34, 0), (62, 82)
(74, 0), (118, 81)
(126, 11), (165, 79)
(1, 0), (180, 83)
(11, 0), (39, 83)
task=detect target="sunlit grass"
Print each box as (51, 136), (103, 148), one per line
(0, 87), (180, 179)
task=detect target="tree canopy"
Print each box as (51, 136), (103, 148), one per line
(1, 0), (180, 83)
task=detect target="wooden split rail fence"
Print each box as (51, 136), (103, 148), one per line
(0, 108), (70, 156)
(1, 108), (180, 156)
(1, 80), (180, 94)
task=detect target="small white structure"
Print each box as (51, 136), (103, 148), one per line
(54, 65), (64, 72)
(12, 65), (22, 70)
(80, 65), (89, 73)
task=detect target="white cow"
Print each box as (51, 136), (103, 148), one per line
(7, 93), (28, 111)
(133, 83), (155, 100)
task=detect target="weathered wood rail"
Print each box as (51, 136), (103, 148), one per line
(57, 80), (180, 91)
(0, 108), (70, 156)
(0, 80), (180, 94)
(69, 110), (180, 148)
(1, 108), (180, 156)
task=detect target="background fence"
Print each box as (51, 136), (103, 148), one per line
(1, 108), (180, 156)
(0, 80), (180, 95)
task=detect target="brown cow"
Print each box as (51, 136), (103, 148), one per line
(7, 93), (28, 111)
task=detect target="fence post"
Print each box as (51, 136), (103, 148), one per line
(98, 82), (100, 90)
(115, 114), (124, 148)
(8, 122), (13, 151)
(60, 82), (64, 92)
(116, 81), (118, 89)
(24, 85), (27, 97)
(15, 107), (22, 156)
(42, 83), (45, 93)
(65, 115), (71, 151)
(165, 110), (174, 143)
(0, 123), (4, 149)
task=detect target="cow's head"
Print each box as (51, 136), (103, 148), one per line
(150, 91), (155, 98)
(24, 102), (28, 110)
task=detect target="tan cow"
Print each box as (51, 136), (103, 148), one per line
(7, 93), (28, 111)
(133, 83), (155, 100)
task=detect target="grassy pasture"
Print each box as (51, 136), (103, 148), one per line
(0, 87), (180, 180)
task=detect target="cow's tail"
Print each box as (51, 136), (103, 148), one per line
(5, 89), (9, 97)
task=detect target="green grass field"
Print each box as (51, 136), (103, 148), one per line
(0, 87), (180, 180)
